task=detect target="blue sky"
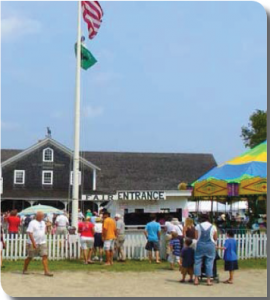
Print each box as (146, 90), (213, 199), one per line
(1, 1), (267, 164)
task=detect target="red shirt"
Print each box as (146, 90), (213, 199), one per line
(78, 222), (94, 238)
(7, 216), (21, 233)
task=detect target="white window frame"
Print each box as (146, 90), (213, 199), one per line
(42, 171), (53, 185)
(43, 148), (54, 162)
(14, 170), (25, 184)
(70, 171), (82, 186)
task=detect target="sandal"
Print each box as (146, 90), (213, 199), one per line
(179, 280), (185, 283)
(44, 273), (54, 277)
(223, 280), (233, 284)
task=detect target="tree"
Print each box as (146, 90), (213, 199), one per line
(241, 110), (267, 148)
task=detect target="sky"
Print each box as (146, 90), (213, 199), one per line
(1, 1), (267, 164)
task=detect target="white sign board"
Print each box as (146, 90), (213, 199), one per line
(83, 191), (166, 201)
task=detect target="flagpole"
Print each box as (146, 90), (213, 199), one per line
(72, 0), (82, 228)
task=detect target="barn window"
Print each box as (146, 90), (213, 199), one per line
(14, 170), (25, 184)
(43, 148), (54, 162)
(42, 171), (53, 185)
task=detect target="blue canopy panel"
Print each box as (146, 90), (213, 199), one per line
(197, 162), (267, 183)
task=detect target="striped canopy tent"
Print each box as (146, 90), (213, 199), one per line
(192, 141), (267, 199)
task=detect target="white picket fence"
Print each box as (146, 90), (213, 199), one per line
(2, 231), (267, 261)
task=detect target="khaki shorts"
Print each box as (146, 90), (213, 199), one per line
(116, 235), (125, 249)
(56, 227), (68, 236)
(166, 234), (172, 254)
(80, 237), (94, 250)
(27, 244), (48, 258)
(104, 239), (115, 251)
(181, 266), (194, 276)
(168, 253), (180, 264)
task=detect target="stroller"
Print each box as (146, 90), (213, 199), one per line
(200, 252), (220, 283)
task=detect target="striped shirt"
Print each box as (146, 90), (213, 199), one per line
(170, 238), (181, 256)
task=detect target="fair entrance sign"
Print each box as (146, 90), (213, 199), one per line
(82, 190), (166, 201)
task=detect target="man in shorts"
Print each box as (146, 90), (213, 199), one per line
(144, 214), (161, 264)
(102, 211), (117, 266)
(23, 211), (53, 276)
(115, 214), (126, 262)
(55, 213), (69, 236)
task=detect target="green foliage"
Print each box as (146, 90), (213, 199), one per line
(241, 110), (267, 148)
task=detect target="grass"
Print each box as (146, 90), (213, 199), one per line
(1, 258), (267, 273)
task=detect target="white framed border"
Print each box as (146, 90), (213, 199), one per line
(14, 170), (25, 185)
(42, 170), (53, 185)
(42, 147), (54, 162)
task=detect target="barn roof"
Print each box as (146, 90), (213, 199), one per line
(1, 143), (217, 192)
(82, 151), (217, 192)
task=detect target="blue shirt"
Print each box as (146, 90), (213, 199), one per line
(170, 238), (181, 256)
(145, 221), (161, 242)
(181, 247), (195, 268)
(91, 216), (97, 224)
(224, 238), (238, 261)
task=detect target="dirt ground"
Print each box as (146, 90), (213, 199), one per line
(1, 269), (267, 297)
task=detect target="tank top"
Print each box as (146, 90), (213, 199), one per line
(186, 226), (196, 239)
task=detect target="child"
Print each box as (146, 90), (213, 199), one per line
(168, 231), (181, 270)
(179, 238), (194, 283)
(218, 230), (238, 284)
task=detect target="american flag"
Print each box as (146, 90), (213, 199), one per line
(82, 1), (104, 40)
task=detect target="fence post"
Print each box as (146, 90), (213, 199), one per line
(52, 234), (56, 260)
(14, 234), (18, 261)
(4, 234), (9, 259)
(18, 234), (22, 259)
(23, 234), (27, 258)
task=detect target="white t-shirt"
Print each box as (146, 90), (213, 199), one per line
(173, 224), (183, 236)
(21, 216), (26, 225)
(165, 221), (175, 233)
(195, 222), (217, 244)
(56, 215), (69, 227)
(78, 212), (85, 219)
(27, 220), (47, 245)
(116, 219), (125, 235)
(94, 223), (102, 234)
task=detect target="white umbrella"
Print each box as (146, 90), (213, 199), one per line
(18, 204), (64, 216)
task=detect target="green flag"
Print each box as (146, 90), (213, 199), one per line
(75, 43), (97, 70)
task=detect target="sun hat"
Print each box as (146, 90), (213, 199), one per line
(171, 218), (180, 225)
(115, 213), (121, 218)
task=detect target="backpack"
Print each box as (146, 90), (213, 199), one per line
(24, 216), (32, 227)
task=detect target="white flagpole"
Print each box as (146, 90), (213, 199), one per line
(72, 0), (82, 228)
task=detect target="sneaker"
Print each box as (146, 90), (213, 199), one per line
(93, 256), (99, 261)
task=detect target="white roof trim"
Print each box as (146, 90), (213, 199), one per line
(1, 137), (101, 171)
(165, 190), (192, 197)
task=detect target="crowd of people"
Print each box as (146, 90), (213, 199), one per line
(144, 213), (238, 285)
(1, 208), (239, 286)
(0, 208), (126, 272)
